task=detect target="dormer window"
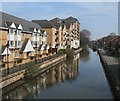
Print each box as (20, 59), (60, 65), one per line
(9, 29), (15, 34)
(17, 30), (21, 35)
(37, 33), (39, 36)
(38, 30), (41, 34)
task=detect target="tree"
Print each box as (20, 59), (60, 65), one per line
(80, 29), (91, 46)
(81, 29), (91, 40)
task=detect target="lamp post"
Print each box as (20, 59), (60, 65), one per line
(35, 32), (38, 64)
(6, 42), (9, 74)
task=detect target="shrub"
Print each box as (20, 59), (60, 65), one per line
(66, 48), (74, 59)
(58, 49), (66, 55)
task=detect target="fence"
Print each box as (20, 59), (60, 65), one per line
(1, 54), (63, 78)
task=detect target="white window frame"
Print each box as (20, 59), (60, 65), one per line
(15, 52), (19, 58)
(9, 40), (14, 47)
(17, 30), (21, 35)
(9, 28), (15, 35)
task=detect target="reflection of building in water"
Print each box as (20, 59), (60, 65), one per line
(46, 68), (56, 85)
(57, 63), (62, 83)
(41, 76), (47, 90)
(2, 53), (80, 99)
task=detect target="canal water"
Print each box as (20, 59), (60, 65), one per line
(2, 47), (113, 99)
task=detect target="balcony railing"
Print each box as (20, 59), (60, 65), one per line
(1, 53), (64, 78)
(9, 45), (14, 48)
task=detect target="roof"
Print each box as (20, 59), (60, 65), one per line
(1, 45), (5, 54)
(64, 16), (80, 26)
(0, 12), (41, 32)
(20, 38), (34, 53)
(44, 44), (47, 50)
(20, 38), (29, 52)
(32, 20), (55, 28)
(64, 16), (78, 23)
(50, 18), (62, 29)
(38, 44), (43, 51)
(50, 16), (80, 29)
(108, 36), (120, 45)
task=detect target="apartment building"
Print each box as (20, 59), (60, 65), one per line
(64, 16), (80, 49)
(0, 12), (80, 70)
(50, 18), (63, 50)
(50, 16), (80, 50)
(32, 16), (80, 52)
(32, 20), (57, 54)
(0, 12), (48, 69)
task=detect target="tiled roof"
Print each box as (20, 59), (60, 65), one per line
(64, 16), (78, 22)
(50, 18), (62, 29)
(32, 20), (55, 28)
(0, 12), (41, 32)
(1, 45), (6, 54)
(20, 38), (29, 52)
(38, 44), (43, 51)
(50, 16), (79, 29)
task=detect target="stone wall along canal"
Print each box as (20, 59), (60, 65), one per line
(2, 47), (114, 99)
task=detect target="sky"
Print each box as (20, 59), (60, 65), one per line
(0, 1), (118, 40)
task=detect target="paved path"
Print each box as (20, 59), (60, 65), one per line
(98, 49), (120, 100)
(99, 49), (120, 83)
(103, 55), (119, 65)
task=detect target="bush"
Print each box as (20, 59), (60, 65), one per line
(58, 48), (74, 59)
(66, 48), (74, 59)
(24, 62), (38, 78)
(58, 49), (66, 55)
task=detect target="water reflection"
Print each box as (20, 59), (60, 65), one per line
(80, 46), (90, 62)
(2, 53), (80, 100)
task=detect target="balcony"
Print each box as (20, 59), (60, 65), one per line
(55, 31), (59, 36)
(9, 45), (15, 49)
(55, 37), (59, 41)
(15, 43), (21, 48)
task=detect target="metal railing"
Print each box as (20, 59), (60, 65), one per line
(1, 54), (63, 78)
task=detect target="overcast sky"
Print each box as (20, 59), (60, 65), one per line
(1, 1), (118, 40)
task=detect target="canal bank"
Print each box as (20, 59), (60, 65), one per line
(0, 54), (66, 89)
(2, 47), (113, 99)
(1, 48), (82, 89)
(98, 49), (120, 101)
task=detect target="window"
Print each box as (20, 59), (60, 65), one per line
(27, 52), (29, 57)
(42, 41), (45, 45)
(32, 41), (39, 46)
(15, 41), (21, 47)
(17, 30), (21, 35)
(35, 49), (37, 53)
(10, 41), (14, 47)
(15, 41), (17, 46)
(18, 41), (21, 46)
(34, 41), (37, 45)
(9, 29), (15, 34)
(15, 52), (19, 57)
(37, 33), (39, 36)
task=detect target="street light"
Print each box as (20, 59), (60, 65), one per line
(35, 32), (38, 64)
(6, 42), (9, 74)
